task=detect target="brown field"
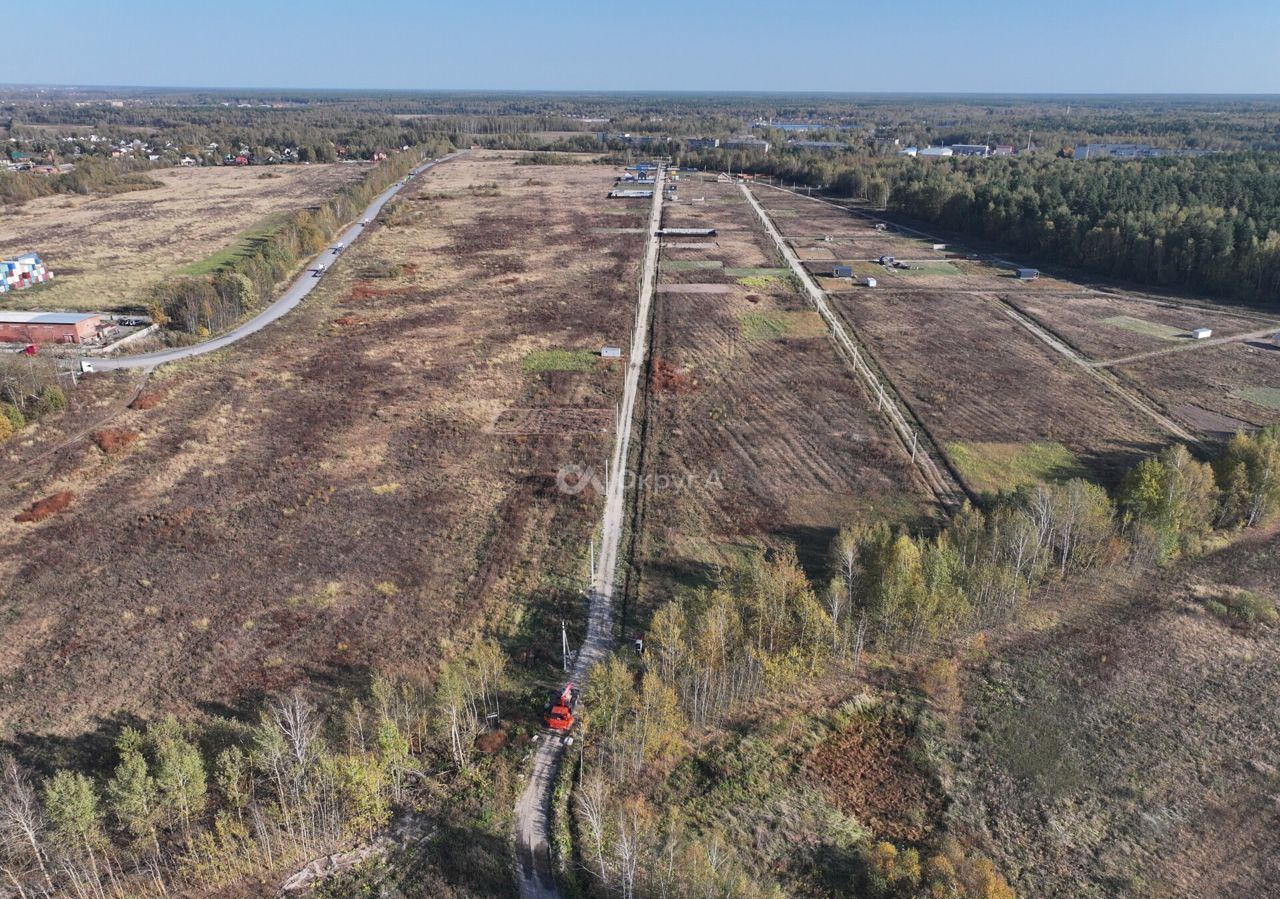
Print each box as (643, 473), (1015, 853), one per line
(948, 525), (1280, 898)
(753, 187), (1280, 466)
(0, 163), (365, 312)
(0, 152), (643, 754)
(1121, 341), (1280, 431)
(1007, 291), (1280, 363)
(829, 288), (1167, 478)
(750, 185), (1181, 490)
(629, 174), (935, 614)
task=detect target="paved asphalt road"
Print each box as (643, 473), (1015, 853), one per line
(513, 165), (667, 899)
(85, 151), (467, 372)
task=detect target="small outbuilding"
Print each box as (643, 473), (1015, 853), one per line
(832, 265), (853, 278)
(1016, 268), (1040, 280)
(1191, 328), (1213, 340)
(862, 277), (877, 288)
(601, 346), (622, 359)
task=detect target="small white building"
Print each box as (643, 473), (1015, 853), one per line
(1191, 328), (1213, 340)
(862, 277), (877, 288)
(601, 346), (622, 358)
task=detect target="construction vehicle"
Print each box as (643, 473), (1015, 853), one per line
(543, 683), (578, 731)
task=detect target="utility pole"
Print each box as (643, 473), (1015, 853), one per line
(561, 620), (570, 673)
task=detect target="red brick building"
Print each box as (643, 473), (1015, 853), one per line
(0, 312), (102, 344)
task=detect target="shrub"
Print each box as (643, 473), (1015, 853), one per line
(15, 491), (74, 523)
(92, 429), (139, 455)
(130, 388), (167, 411)
(0, 403), (24, 431)
(0, 415), (11, 442)
(1203, 588), (1278, 626)
(30, 385), (66, 418)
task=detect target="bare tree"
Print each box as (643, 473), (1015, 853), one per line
(576, 777), (611, 888)
(0, 756), (54, 895)
(268, 691), (320, 770)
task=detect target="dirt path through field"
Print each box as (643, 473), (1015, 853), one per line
(992, 296), (1200, 443)
(1095, 326), (1280, 367)
(513, 165), (665, 899)
(740, 180), (964, 507)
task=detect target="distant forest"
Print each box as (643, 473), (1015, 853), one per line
(7, 88), (1280, 305)
(887, 153), (1280, 307)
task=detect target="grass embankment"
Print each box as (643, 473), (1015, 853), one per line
(947, 440), (1087, 495)
(151, 148), (443, 335)
(522, 349), (603, 372)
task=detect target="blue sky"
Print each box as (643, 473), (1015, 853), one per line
(5, 0), (1278, 93)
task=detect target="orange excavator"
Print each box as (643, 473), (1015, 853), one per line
(544, 683), (578, 731)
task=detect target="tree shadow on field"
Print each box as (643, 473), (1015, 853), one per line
(408, 821), (514, 897)
(775, 524), (840, 585)
(1075, 440), (1170, 490)
(4, 710), (146, 779)
(805, 840), (867, 897)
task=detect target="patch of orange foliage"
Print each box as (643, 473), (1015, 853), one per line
(130, 389), (167, 411)
(15, 491), (74, 523)
(650, 358), (698, 395)
(92, 429), (139, 455)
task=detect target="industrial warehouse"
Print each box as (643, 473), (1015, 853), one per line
(0, 311), (103, 344)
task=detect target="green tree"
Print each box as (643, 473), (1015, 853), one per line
(42, 771), (104, 854)
(1215, 427), (1280, 527)
(0, 403), (24, 432)
(149, 717), (208, 837)
(106, 728), (160, 848)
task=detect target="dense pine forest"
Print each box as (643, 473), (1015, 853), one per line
(888, 153), (1280, 307)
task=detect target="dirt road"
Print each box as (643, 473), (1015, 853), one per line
(739, 180), (964, 508)
(513, 165), (666, 899)
(85, 151), (466, 373)
(993, 296), (1200, 443)
(1095, 326), (1280, 368)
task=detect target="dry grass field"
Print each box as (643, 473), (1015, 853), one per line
(0, 163), (365, 312)
(629, 174), (935, 616)
(947, 525), (1280, 898)
(1121, 341), (1280, 432)
(748, 186), (1204, 492)
(0, 152), (643, 756)
(1005, 291), (1279, 363)
(751, 187), (1280, 488)
(830, 288), (1168, 482)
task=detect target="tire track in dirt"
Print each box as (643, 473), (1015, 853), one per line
(513, 165), (666, 899)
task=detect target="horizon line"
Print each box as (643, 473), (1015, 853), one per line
(4, 83), (1280, 99)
